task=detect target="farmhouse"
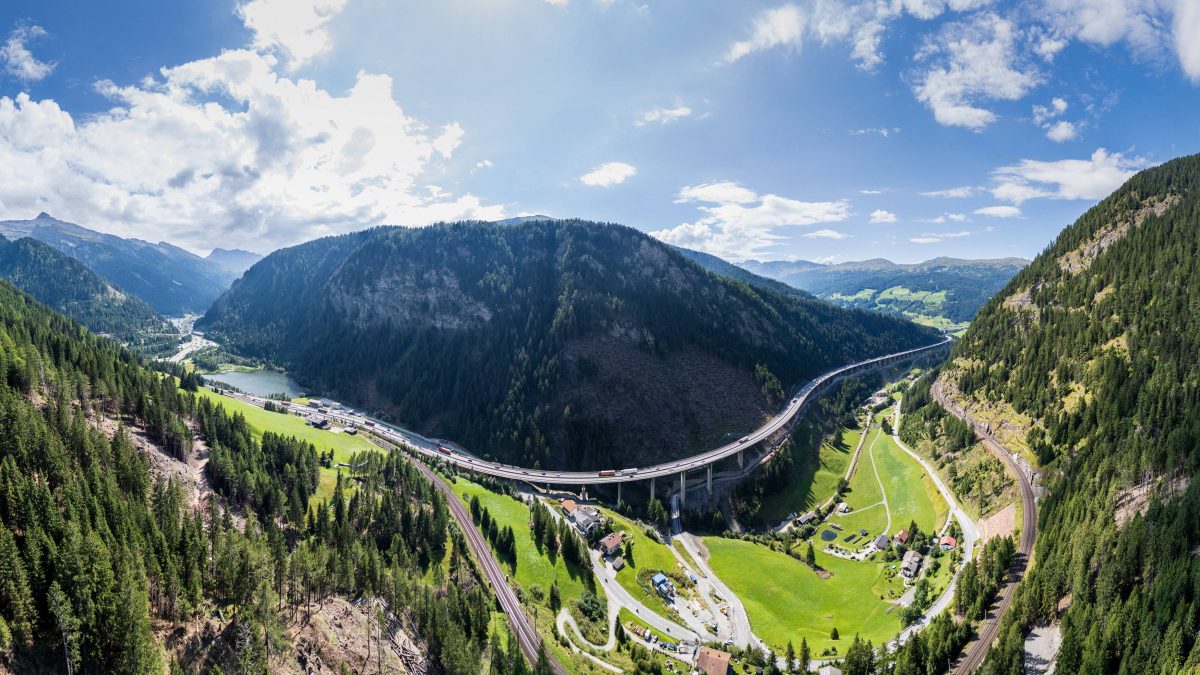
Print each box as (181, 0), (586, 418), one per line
(574, 511), (599, 535)
(873, 534), (889, 550)
(940, 535), (958, 550)
(305, 415), (330, 429)
(797, 512), (815, 526)
(599, 532), (622, 557)
(900, 549), (923, 578)
(695, 646), (732, 675)
(894, 529), (909, 545)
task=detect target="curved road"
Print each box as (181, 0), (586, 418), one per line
(933, 382), (1038, 674)
(363, 337), (951, 485)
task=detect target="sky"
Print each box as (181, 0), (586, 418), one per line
(0, 0), (1197, 263)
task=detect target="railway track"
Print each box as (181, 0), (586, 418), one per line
(933, 384), (1037, 674)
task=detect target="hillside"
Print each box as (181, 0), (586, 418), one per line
(0, 213), (232, 315)
(200, 219), (939, 469)
(205, 247), (263, 280)
(0, 237), (178, 352)
(937, 153), (1200, 672)
(741, 256), (1026, 330)
(670, 245), (814, 299)
(0, 276), (514, 674)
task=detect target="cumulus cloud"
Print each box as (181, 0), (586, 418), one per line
(990, 148), (1148, 204)
(912, 13), (1041, 129)
(579, 162), (637, 187)
(849, 127), (901, 137)
(1176, 0), (1200, 82)
(1045, 119), (1077, 142)
(636, 104), (693, 126)
(238, 0), (348, 70)
(975, 205), (1023, 218)
(1, 24), (55, 82)
(869, 209), (897, 223)
(726, 5), (806, 62)
(652, 181), (850, 259)
(0, 47), (503, 253)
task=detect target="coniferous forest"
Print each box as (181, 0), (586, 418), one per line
(0, 277), (519, 673)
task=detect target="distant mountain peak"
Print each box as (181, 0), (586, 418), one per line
(35, 212), (54, 221)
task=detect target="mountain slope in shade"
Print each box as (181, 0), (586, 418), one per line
(670, 246), (814, 299)
(0, 213), (230, 315)
(937, 153), (1200, 672)
(206, 247), (264, 281)
(0, 236), (172, 343)
(201, 219), (938, 469)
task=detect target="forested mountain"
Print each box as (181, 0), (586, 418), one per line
(741, 256), (1026, 330)
(200, 219), (939, 469)
(0, 275), (522, 673)
(670, 246), (812, 299)
(0, 236), (172, 346)
(0, 213), (231, 315)
(205, 247), (263, 280)
(938, 153), (1200, 673)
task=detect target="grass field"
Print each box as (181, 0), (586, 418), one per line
(756, 426), (860, 524)
(704, 537), (901, 654)
(598, 508), (681, 617)
(194, 388), (382, 502)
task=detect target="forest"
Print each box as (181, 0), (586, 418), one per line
(0, 276), (527, 673)
(944, 153), (1200, 673)
(199, 219), (937, 470)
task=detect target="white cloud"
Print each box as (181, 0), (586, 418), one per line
(1032, 96), (1068, 124)
(912, 13), (1041, 129)
(0, 48), (503, 253)
(580, 161), (637, 187)
(860, 189), (884, 195)
(238, 0), (348, 70)
(545, 0), (569, 5)
(1176, 0), (1200, 82)
(849, 127), (901, 137)
(804, 228), (850, 239)
(920, 186), (980, 198)
(473, 159), (494, 172)
(1041, 0), (1162, 53)
(990, 148), (1148, 204)
(910, 229), (976, 243)
(1, 25), (55, 82)
(652, 181), (850, 259)
(975, 205), (1023, 218)
(869, 209), (897, 223)
(636, 104), (693, 126)
(726, 5), (806, 62)
(1045, 119), (1078, 142)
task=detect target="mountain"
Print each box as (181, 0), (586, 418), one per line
(742, 255), (1027, 330)
(0, 236), (173, 346)
(205, 247), (263, 281)
(937, 153), (1200, 672)
(670, 246), (814, 299)
(200, 218), (939, 469)
(0, 213), (231, 315)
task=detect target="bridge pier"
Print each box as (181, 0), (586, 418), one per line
(680, 471), (687, 509)
(617, 481), (622, 505)
(581, 485), (587, 501)
(707, 464), (712, 494)
(737, 450), (743, 469)
(650, 477), (656, 501)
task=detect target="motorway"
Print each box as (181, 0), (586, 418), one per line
(407, 459), (568, 675)
(932, 381), (1038, 674)
(244, 336), (951, 488)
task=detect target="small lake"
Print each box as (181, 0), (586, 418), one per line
(206, 369), (305, 398)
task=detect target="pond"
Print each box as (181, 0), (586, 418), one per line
(205, 368), (305, 398)
(819, 529), (837, 542)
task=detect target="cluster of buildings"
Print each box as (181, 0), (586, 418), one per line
(560, 499), (607, 536)
(651, 572), (676, 600)
(866, 528), (959, 579)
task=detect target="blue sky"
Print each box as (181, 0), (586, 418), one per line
(0, 0), (1197, 263)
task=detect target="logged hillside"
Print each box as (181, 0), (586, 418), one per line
(0, 277), (521, 674)
(743, 256), (1025, 330)
(0, 236), (174, 347)
(0, 213), (233, 315)
(938, 153), (1200, 673)
(201, 220), (938, 469)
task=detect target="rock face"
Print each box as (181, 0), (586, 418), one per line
(200, 218), (937, 468)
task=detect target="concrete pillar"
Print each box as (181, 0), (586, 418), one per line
(582, 485), (587, 501)
(680, 471), (687, 509)
(737, 450), (744, 469)
(617, 481), (622, 505)
(707, 464), (713, 494)
(650, 477), (656, 501)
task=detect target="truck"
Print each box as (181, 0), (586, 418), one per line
(437, 446), (454, 457)
(598, 470), (616, 477)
